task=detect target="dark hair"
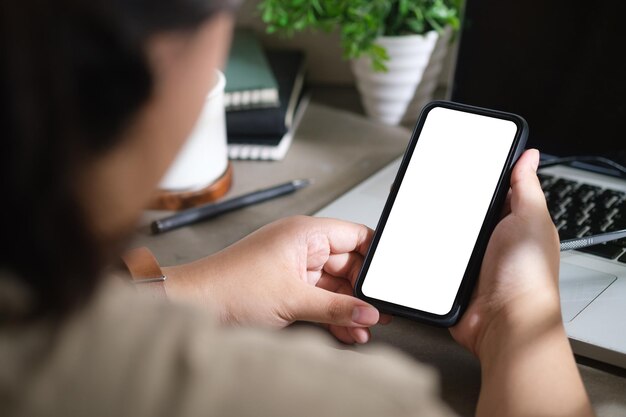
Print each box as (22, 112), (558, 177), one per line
(0, 0), (237, 321)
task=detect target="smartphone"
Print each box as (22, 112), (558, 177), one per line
(354, 101), (528, 327)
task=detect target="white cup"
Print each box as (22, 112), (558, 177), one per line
(159, 69), (228, 191)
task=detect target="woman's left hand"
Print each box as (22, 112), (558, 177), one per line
(164, 216), (390, 344)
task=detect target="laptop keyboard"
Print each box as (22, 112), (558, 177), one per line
(538, 173), (626, 263)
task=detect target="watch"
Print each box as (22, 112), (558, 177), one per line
(120, 247), (167, 299)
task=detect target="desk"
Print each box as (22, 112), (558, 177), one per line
(132, 87), (626, 417)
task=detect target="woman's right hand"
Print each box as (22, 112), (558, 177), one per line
(450, 149), (593, 417)
(450, 148), (561, 357)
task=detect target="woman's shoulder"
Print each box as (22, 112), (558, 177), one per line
(1, 275), (215, 416)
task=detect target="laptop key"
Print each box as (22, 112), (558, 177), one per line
(596, 190), (624, 209)
(577, 243), (624, 259)
(558, 225), (578, 241)
(577, 225), (592, 238)
(600, 219), (614, 232)
(612, 213), (626, 230)
(573, 184), (601, 203)
(572, 214), (604, 236)
(619, 252), (626, 263)
(546, 178), (577, 198)
(546, 178), (577, 190)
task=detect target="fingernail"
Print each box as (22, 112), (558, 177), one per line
(352, 306), (378, 325)
(353, 328), (370, 344)
(531, 149), (540, 172)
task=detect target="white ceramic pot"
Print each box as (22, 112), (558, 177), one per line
(159, 70), (228, 191)
(401, 26), (453, 126)
(351, 31), (439, 125)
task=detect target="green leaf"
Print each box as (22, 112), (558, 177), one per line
(399, 0), (409, 16)
(311, 0), (323, 14)
(406, 18), (425, 34)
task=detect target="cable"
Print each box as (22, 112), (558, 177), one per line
(538, 155), (626, 179)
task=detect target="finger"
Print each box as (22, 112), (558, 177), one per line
(316, 272), (353, 294)
(323, 252), (364, 287)
(311, 217), (374, 256)
(322, 275), (391, 324)
(378, 313), (393, 325)
(317, 274), (392, 325)
(295, 286), (380, 327)
(348, 327), (371, 344)
(328, 325), (357, 345)
(509, 149), (548, 215)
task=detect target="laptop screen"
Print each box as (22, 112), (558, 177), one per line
(450, 0), (626, 167)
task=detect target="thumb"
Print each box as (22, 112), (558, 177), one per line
(294, 286), (380, 327)
(510, 149), (548, 216)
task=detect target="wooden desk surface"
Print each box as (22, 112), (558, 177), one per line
(132, 89), (626, 416)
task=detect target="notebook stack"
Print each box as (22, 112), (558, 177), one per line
(224, 28), (309, 161)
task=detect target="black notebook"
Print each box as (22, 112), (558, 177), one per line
(227, 49), (308, 161)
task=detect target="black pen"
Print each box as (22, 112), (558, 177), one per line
(560, 229), (626, 252)
(151, 179), (312, 234)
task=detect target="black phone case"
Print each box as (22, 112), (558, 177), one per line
(354, 100), (529, 327)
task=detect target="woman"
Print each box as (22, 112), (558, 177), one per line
(0, 1), (594, 416)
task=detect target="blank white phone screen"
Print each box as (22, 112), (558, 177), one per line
(362, 107), (517, 315)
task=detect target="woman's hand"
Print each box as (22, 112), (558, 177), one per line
(450, 148), (562, 357)
(450, 149), (593, 417)
(164, 216), (390, 344)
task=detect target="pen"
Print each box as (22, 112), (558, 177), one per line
(560, 229), (626, 252)
(151, 179), (312, 234)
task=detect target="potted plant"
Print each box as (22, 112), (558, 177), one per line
(259, 0), (462, 125)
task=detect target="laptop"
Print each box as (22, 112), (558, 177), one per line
(315, 0), (626, 368)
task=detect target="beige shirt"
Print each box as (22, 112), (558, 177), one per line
(0, 273), (456, 417)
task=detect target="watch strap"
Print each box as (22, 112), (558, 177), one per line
(121, 247), (167, 300)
